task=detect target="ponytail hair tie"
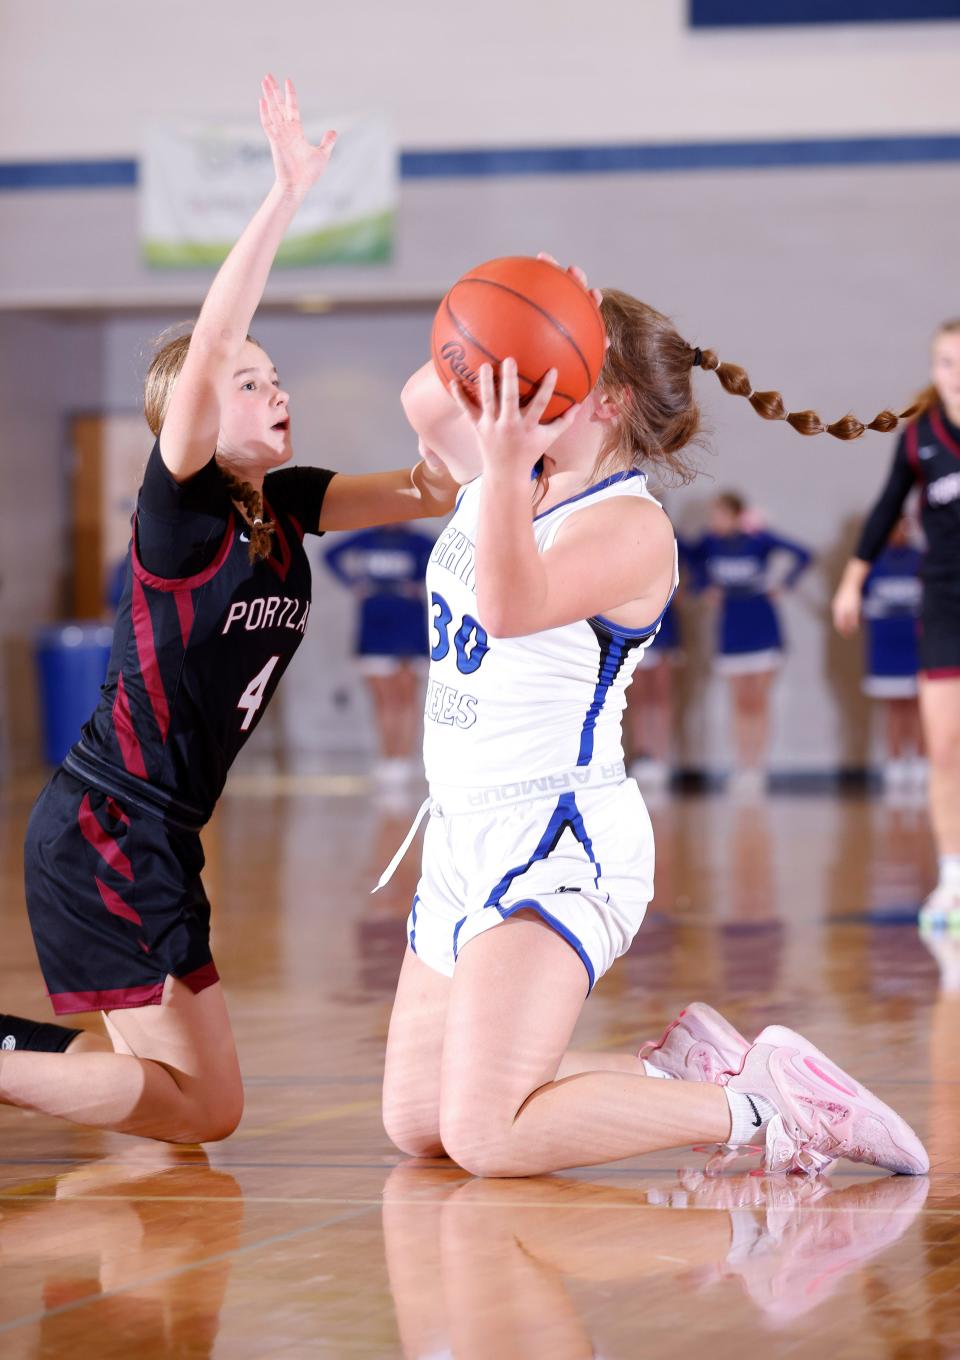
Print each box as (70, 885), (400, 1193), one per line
(691, 347), (703, 369)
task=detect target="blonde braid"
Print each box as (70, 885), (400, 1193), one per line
(218, 466), (275, 563)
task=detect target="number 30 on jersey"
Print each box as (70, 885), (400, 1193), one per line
(430, 592), (489, 675)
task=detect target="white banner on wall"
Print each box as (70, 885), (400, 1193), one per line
(140, 114), (397, 268)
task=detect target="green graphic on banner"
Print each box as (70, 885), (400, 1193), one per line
(141, 115), (396, 268)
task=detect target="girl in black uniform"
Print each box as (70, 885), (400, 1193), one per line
(0, 77), (456, 1142)
(833, 319), (960, 928)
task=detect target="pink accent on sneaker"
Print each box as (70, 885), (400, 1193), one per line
(803, 1056), (857, 1097)
(727, 1024), (929, 1177)
(638, 1003), (751, 1084)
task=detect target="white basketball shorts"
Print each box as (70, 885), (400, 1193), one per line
(406, 779), (654, 992)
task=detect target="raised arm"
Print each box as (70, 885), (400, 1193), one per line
(159, 76), (336, 483)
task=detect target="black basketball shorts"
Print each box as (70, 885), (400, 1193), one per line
(919, 578), (960, 678)
(24, 768), (219, 1015)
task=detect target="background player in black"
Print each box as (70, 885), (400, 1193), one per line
(833, 319), (960, 927)
(2, 77), (457, 1142)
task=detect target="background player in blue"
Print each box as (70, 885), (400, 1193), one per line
(379, 266), (926, 1181)
(861, 518), (924, 790)
(323, 522), (435, 784)
(834, 319), (960, 927)
(0, 78), (456, 1141)
(687, 491), (812, 791)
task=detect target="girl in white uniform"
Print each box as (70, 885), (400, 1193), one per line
(381, 269), (928, 1181)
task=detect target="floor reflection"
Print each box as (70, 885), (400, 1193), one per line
(381, 1162), (928, 1357)
(0, 1147), (243, 1358)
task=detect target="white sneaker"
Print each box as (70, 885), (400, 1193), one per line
(908, 756), (929, 789)
(374, 757), (412, 785)
(919, 929), (960, 991)
(919, 881), (960, 934)
(881, 759), (911, 790)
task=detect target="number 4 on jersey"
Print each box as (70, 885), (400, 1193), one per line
(238, 655), (280, 731)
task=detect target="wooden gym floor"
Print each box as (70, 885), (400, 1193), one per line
(0, 773), (957, 1358)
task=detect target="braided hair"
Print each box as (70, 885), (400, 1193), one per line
(592, 289), (924, 489)
(144, 324), (275, 563)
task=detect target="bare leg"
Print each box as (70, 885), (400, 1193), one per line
(643, 661), (673, 764)
(394, 663), (421, 759)
(0, 978), (243, 1143)
(365, 674), (400, 759)
(383, 949), (450, 1157)
(68, 1029), (112, 1053)
(919, 678), (960, 856)
(437, 915), (730, 1177)
(383, 949), (677, 1160)
(729, 675), (749, 768)
(885, 698), (919, 760)
(440, 917), (730, 1177)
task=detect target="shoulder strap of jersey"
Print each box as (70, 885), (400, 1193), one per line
(536, 471), (654, 548)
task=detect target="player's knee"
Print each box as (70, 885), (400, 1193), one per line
(382, 1098), (443, 1158)
(178, 1086), (245, 1144)
(439, 1109), (516, 1178)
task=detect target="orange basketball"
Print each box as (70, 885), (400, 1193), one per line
(431, 256), (607, 423)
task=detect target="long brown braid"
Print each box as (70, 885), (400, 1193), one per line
(589, 290), (927, 494)
(217, 466), (276, 563)
(694, 346), (920, 440)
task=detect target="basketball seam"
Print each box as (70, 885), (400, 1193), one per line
(442, 297), (579, 408)
(453, 276), (601, 389)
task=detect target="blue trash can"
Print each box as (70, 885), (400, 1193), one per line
(35, 624), (113, 766)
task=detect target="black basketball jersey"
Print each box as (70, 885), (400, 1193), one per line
(64, 443), (335, 829)
(856, 407), (960, 582)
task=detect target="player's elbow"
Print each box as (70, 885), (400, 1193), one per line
(478, 603), (531, 639)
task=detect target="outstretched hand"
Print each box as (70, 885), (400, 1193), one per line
(259, 74), (336, 196)
(449, 357), (582, 478)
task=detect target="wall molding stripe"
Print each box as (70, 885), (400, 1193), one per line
(2, 134), (960, 191)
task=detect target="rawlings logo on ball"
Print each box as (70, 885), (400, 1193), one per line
(439, 341), (479, 388)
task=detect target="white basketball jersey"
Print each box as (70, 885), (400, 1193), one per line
(422, 470), (677, 792)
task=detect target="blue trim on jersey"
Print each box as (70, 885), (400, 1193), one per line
(499, 898), (596, 992)
(592, 584), (678, 639)
(408, 894), (420, 955)
(453, 482), (477, 514)
(578, 632), (628, 765)
(532, 470), (645, 523)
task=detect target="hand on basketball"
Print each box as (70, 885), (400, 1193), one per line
(449, 358), (582, 476)
(259, 75), (336, 196)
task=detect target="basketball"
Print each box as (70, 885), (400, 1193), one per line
(431, 255), (607, 423)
